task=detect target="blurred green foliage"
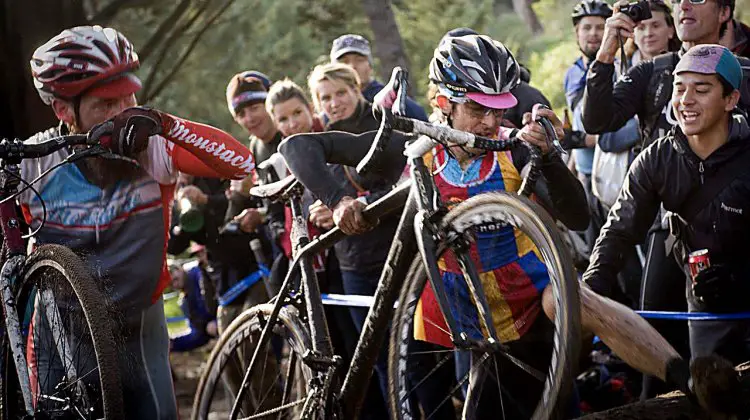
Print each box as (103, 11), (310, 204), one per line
(110, 0), (748, 137)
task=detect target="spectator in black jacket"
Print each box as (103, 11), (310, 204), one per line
(582, 0), (750, 372)
(721, 18), (750, 58)
(584, 45), (750, 371)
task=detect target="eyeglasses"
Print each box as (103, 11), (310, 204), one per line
(670, 0), (708, 5)
(463, 102), (505, 120)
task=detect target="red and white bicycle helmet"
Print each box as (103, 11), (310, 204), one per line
(30, 25), (141, 105)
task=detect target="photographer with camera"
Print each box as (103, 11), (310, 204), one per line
(564, 1), (642, 308)
(583, 0), (750, 143)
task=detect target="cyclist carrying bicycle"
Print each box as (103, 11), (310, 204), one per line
(23, 25), (254, 419)
(279, 34), (733, 417)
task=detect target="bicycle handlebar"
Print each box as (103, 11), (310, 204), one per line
(0, 134), (89, 161)
(356, 67), (564, 197)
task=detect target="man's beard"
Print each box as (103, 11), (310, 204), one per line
(581, 45), (599, 62)
(75, 156), (142, 188)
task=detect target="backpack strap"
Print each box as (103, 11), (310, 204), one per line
(342, 166), (369, 197)
(640, 52), (679, 145)
(736, 56), (750, 117)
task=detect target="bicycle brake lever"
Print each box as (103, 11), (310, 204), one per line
(534, 112), (566, 159)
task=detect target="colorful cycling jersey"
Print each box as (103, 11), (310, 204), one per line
(20, 115), (254, 313)
(414, 142), (550, 347)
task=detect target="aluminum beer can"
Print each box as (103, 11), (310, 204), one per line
(688, 249), (711, 282)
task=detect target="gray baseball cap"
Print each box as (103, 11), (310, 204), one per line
(330, 34), (371, 61)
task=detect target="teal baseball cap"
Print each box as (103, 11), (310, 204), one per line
(674, 44), (742, 90)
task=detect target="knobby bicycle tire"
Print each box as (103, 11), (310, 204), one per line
(0, 244), (123, 419)
(388, 192), (581, 420)
(192, 303), (315, 420)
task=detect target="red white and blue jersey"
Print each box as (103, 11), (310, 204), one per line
(414, 133), (550, 347)
(20, 116), (254, 312)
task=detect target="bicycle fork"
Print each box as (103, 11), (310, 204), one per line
(413, 212), (501, 348)
(1, 254), (34, 415)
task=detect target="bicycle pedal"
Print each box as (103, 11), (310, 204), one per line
(302, 350), (340, 370)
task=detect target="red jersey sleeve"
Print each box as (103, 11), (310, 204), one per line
(160, 114), (255, 180)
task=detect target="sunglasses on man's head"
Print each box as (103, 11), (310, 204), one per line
(670, 0), (708, 5)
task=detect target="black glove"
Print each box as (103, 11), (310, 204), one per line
(91, 106), (164, 157)
(692, 264), (740, 310)
(560, 129), (587, 150)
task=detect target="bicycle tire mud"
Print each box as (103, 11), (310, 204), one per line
(1, 244), (123, 419)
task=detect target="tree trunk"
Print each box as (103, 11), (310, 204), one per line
(360, 0), (410, 82)
(0, 0), (87, 139)
(511, 0), (543, 35)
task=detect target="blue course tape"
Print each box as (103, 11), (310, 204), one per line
(217, 265), (271, 307)
(165, 293), (750, 324)
(167, 316), (187, 323)
(636, 310), (750, 321)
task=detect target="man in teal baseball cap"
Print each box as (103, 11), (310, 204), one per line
(585, 43), (750, 417)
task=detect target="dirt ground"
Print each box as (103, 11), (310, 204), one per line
(170, 346), (748, 420)
(171, 341), (215, 419)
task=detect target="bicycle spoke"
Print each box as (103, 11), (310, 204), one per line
(493, 355), (506, 419)
(278, 347), (299, 419)
(423, 316), (452, 338)
(495, 348), (545, 382)
(399, 352), (455, 405)
(425, 352), (487, 420)
(408, 348), (461, 355)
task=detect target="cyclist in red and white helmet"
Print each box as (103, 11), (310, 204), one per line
(23, 25), (255, 419)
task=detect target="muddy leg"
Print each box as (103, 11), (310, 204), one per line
(542, 282), (679, 381)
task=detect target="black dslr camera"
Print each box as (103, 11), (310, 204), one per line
(620, 0), (652, 23)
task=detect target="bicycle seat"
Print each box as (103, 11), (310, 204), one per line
(250, 174), (302, 202)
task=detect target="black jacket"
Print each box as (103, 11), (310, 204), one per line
(584, 113), (750, 298)
(318, 101), (404, 272)
(582, 53), (750, 146)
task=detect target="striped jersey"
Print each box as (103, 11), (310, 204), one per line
(414, 140), (550, 347)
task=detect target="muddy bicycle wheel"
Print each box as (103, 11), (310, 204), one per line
(389, 192), (580, 420)
(192, 303), (316, 420)
(0, 244), (123, 419)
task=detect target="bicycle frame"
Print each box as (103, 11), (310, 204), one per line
(232, 145), (501, 419)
